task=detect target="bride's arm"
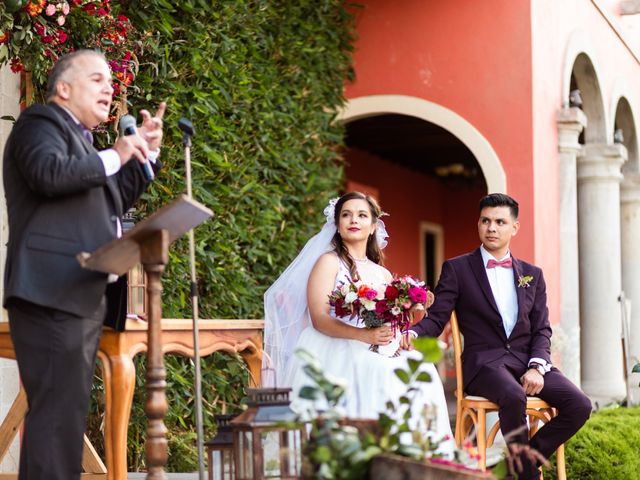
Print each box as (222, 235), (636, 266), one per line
(307, 254), (393, 345)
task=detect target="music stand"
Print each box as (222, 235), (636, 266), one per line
(78, 194), (212, 479)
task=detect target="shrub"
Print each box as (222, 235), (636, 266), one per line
(546, 405), (640, 480)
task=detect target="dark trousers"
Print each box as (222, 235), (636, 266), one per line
(8, 297), (105, 480)
(466, 355), (592, 479)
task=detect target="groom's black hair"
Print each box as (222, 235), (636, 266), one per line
(479, 193), (519, 219)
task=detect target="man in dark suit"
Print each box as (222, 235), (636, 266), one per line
(407, 193), (591, 480)
(2, 49), (165, 480)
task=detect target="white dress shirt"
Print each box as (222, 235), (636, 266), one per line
(480, 245), (518, 338)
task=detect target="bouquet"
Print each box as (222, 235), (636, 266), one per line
(329, 275), (433, 356)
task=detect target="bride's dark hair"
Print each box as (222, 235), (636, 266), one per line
(331, 191), (385, 281)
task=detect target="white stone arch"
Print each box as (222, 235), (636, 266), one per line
(562, 30), (608, 143)
(610, 78), (639, 173)
(338, 95), (506, 193)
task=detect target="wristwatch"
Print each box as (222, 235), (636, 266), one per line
(528, 362), (545, 376)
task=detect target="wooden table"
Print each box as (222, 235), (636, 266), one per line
(0, 318), (263, 480)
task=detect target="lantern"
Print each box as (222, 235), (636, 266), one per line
(231, 388), (304, 480)
(205, 414), (235, 480)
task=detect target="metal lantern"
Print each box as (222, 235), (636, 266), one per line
(230, 388), (304, 480)
(205, 414), (235, 480)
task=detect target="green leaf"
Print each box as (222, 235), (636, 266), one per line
(415, 371), (432, 383)
(632, 362), (640, 373)
(394, 368), (411, 384)
(413, 336), (443, 363)
(407, 357), (422, 374)
(298, 386), (320, 400)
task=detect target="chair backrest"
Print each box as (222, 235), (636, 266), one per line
(450, 312), (465, 400)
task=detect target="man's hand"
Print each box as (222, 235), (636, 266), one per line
(410, 303), (426, 324)
(112, 134), (149, 166)
(520, 369), (544, 396)
(138, 101), (166, 151)
(400, 332), (415, 350)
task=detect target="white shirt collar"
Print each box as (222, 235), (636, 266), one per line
(480, 244), (511, 267)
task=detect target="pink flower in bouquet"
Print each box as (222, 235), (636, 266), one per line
(408, 286), (427, 304)
(357, 284), (378, 300)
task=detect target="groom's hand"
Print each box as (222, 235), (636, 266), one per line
(400, 332), (415, 350)
(520, 369), (544, 396)
(410, 303), (426, 324)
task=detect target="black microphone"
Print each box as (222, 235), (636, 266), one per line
(118, 114), (154, 181)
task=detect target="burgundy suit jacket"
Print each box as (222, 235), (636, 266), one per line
(412, 248), (552, 389)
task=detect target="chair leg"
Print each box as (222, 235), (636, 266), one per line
(455, 405), (463, 447)
(477, 408), (487, 471)
(556, 443), (566, 480)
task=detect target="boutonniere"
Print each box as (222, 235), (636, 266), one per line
(518, 275), (534, 289)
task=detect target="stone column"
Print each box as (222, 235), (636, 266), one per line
(556, 107), (587, 386)
(621, 173), (640, 402)
(577, 143), (627, 403)
(0, 66), (21, 473)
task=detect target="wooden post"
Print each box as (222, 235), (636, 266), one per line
(141, 230), (169, 479)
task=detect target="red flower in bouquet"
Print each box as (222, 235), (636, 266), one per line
(328, 275), (433, 355)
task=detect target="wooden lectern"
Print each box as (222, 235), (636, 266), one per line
(78, 195), (212, 480)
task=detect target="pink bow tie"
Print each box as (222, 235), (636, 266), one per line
(486, 257), (512, 269)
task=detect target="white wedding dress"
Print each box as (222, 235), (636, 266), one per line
(283, 256), (454, 455)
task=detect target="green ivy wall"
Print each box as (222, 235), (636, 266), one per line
(88, 0), (355, 471)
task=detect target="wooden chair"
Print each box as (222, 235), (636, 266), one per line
(449, 313), (566, 480)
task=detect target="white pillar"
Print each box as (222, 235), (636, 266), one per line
(621, 173), (640, 402)
(577, 143), (627, 403)
(0, 65), (21, 473)
(556, 107), (587, 386)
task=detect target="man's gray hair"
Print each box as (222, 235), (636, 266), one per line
(45, 49), (107, 101)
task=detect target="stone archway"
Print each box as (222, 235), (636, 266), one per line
(339, 95), (506, 193)
(614, 94), (640, 399)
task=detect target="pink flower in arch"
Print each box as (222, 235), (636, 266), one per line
(45, 4), (57, 16)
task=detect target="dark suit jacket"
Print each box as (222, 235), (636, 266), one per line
(3, 103), (158, 320)
(412, 248), (552, 389)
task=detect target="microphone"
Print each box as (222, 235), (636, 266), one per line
(118, 114), (154, 181)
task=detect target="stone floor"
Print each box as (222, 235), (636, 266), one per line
(128, 474), (199, 479)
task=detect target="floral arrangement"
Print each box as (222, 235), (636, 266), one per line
(0, 0), (142, 121)
(517, 274), (533, 289)
(329, 275), (432, 354)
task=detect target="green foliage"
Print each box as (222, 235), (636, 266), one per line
(295, 338), (445, 479)
(546, 405), (640, 480)
(122, 0), (354, 321)
(376, 337), (443, 460)
(88, 0), (354, 471)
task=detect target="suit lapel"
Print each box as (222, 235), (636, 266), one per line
(469, 248), (501, 317)
(511, 256), (525, 321)
(52, 103), (123, 218)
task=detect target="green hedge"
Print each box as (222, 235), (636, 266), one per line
(546, 405), (640, 480)
(86, 0), (356, 472)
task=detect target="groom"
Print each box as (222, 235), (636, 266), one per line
(408, 193), (591, 479)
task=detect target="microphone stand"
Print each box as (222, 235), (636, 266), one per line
(178, 118), (206, 480)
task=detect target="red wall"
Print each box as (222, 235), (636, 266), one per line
(344, 0), (535, 259)
(346, 148), (484, 280)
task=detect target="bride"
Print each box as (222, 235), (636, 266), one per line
(264, 192), (453, 453)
